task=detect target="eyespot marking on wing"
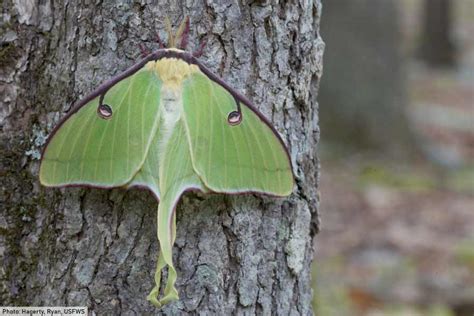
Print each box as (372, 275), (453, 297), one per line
(97, 103), (113, 119)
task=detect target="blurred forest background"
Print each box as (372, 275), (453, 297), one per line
(313, 0), (473, 315)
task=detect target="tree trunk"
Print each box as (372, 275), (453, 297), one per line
(318, 0), (414, 154)
(1, 1), (323, 314)
(418, 0), (456, 67)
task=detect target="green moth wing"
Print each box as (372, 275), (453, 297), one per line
(40, 68), (162, 189)
(182, 72), (294, 196)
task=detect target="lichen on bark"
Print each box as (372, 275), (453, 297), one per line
(1, 0), (323, 314)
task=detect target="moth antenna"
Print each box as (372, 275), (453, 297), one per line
(193, 35), (207, 58)
(165, 16), (175, 48)
(139, 43), (151, 57)
(176, 16), (190, 50)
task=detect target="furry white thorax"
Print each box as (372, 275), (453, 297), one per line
(158, 85), (183, 173)
(145, 57), (200, 177)
(161, 87), (182, 127)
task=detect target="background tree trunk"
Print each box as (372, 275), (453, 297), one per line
(418, 0), (456, 67)
(1, 0), (323, 314)
(318, 0), (414, 155)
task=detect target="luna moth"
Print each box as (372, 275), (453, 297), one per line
(39, 18), (294, 307)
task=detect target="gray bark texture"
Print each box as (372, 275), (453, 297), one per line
(1, 1), (323, 315)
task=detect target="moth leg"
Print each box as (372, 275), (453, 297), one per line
(155, 31), (166, 49)
(139, 43), (151, 58)
(193, 35), (207, 58)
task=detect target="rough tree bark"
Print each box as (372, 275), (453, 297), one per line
(1, 1), (323, 314)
